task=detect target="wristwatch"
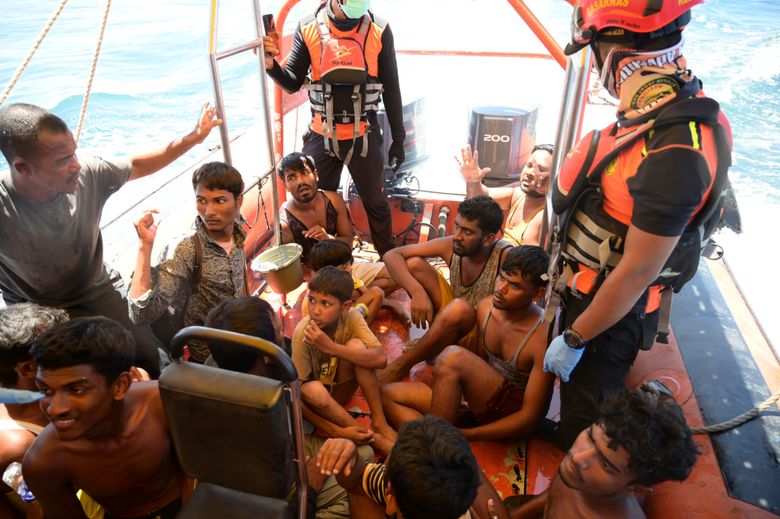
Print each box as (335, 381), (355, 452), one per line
(562, 328), (586, 349)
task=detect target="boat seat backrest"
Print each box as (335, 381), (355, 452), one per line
(159, 361), (296, 499)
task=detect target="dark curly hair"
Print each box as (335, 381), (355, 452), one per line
(191, 161), (244, 199)
(307, 266), (353, 303)
(0, 103), (70, 164)
(598, 388), (699, 486)
(0, 303), (69, 386)
(457, 195), (504, 235)
(277, 151), (317, 180)
(387, 415), (479, 519)
(310, 240), (353, 272)
(29, 317), (135, 384)
(501, 246), (550, 288)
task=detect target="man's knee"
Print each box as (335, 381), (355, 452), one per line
(439, 298), (476, 328)
(406, 256), (430, 277)
(434, 345), (469, 378)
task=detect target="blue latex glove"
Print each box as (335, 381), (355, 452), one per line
(544, 334), (585, 382)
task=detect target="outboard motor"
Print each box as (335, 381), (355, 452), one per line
(467, 106), (538, 187)
(376, 97), (428, 188)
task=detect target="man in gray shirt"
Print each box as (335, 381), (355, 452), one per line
(0, 102), (221, 376)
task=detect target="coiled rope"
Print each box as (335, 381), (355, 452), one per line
(0, 0), (71, 105)
(0, 0), (113, 145)
(691, 387), (780, 434)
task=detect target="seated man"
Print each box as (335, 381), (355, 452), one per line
(0, 102), (221, 377)
(128, 161), (249, 362)
(383, 246), (554, 441)
(458, 144), (553, 247)
(310, 240), (409, 325)
(316, 415), (510, 519)
(0, 303), (68, 517)
(291, 266), (395, 455)
(380, 196), (512, 383)
(510, 387), (699, 519)
(277, 152), (354, 265)
(23, 317), (188, 519)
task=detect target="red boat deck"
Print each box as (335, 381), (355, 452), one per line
(258, 257), (777, 518)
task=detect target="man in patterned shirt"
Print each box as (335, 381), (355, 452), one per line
(128, 161), (248, 362)
(315, 415), (509, 519)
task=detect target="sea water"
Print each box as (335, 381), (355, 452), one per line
(1, 0), (779, 349)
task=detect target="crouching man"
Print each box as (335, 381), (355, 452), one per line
(23, 317), (188, 519)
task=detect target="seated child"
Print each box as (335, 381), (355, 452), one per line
(292, 266), (396, 455)
(309, 240), (410, 325)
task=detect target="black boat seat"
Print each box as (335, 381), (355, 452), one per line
(176, 483), (288, 519)
(160, 326), (308, 519)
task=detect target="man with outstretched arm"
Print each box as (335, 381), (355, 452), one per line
(0, 102), (221, 377)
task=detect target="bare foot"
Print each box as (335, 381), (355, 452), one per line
(377, 359), (409, 386)
(382, 299), (412, 328)
(372, 432), (395, 458)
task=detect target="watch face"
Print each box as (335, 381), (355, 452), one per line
(564, 330), (583, 348)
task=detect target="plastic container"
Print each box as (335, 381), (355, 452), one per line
(251, 243), (304, 294)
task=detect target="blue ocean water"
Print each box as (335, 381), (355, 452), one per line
(1, 0), (779, 346)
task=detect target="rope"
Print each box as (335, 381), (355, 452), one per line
(0, 0), (71, 105)
(691, 387), (780, 434)
(75, 0), (112, 143)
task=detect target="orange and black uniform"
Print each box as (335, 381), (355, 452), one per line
(552, 82), (728, 447)
(267, 4), (404, 256)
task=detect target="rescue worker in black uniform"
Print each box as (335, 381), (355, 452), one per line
(263, 0), (404, 258)
(543, 0), (732, 449)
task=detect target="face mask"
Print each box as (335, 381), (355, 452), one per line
(339, 0), (370, 19)
(598, 36), (685, 98)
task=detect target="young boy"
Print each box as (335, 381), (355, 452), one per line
(292, 266), (395, 455)
(309, 240), (410, 325)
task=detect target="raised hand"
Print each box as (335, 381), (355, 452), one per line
(191, 102), (222, 144)
(456, 145), (491, 183)
(262, 34), (280, 70)
(133, 210), (159, 248)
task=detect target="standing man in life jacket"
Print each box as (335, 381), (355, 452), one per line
(543, 0), (732, 449)
(263, 0), (404, 258)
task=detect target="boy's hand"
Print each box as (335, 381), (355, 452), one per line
(409, 291), (434, 329)
(339, 425), (374, 445)
(316, 438), (358, 476)
(304, 320), (335, 354)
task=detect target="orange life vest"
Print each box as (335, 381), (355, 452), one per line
(552, 95), (732, 313)
(301, 7), (386, 161)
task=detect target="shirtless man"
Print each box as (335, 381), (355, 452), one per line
(0, 303), (68, 517)
(23, 317), (187, 519)
(277, 151), (353, 266)
(379, 196), (512, 384)
(383, 246), (554, 441)
(459, 144), (553, 247)
(510, 388), (698, 519)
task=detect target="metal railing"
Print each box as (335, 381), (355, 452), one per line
(207, 0), (281, 246)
